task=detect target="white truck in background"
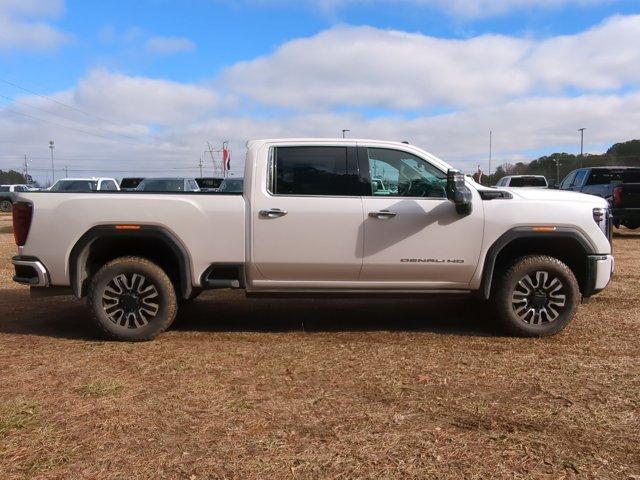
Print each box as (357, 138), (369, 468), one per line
(11, 138), (613, 341)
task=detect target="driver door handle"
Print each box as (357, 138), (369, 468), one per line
(259, 208), (288, 218)
(369, 210), (398, 219)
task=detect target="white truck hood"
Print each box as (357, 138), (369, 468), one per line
(503, 187), (608, 207)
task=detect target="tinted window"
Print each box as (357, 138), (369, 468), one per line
(102, 181), (118, 191)
(120, 178), (143, 189)
(0, 186), (10, 192)
(367, 148), (446, 198)
(218, 178), (244, 192)
(50, 180), (98, 192)
(196, 178), (223, 189)
(273, 146), (357, 196)
(560, 171), (577, 189)
(572, 170), (588, 186)
(586, 168), (640, 185)
(187, 179), (199, 191)
(508, 177), (547, 187)
(137, 179), (186, 191)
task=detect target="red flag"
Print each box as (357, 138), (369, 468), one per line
(222, 146), (231, 171)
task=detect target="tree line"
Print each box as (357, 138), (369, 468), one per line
(485, 139), (640, 186)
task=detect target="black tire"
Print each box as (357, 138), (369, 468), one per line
(493, 255), (580, 337)
(87, 256), (178, 341)
(0, 200), (12, 213)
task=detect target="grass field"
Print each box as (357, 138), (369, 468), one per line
(0, 213), (638, 479)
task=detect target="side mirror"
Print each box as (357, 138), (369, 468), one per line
(446, 169), (473, 215)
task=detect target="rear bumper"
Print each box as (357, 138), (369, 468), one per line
(584, 254), (614, 297)
(12, 256), (50, 287)
(612, 207), (640, 222)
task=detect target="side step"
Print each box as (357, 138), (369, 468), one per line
(201, 264), (244, 290)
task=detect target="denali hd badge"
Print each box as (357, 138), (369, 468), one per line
(401, 258), (464, 264)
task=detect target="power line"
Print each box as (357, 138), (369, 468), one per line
(0, 92), (150, 144)
(2, 107), (143, 146)
(0, 77), (150, 136)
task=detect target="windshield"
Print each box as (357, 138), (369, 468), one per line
(120, 178), (143, 189)
(218, 179), (244, 192)
(50, 180), (98, 191)
(196, 178), (223, 189)
(0, 186), (9, 192)
(509, 177), (547, 187)
(136, 179), (185, 191)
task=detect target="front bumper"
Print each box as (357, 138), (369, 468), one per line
(584, 254), (614, 297)
(12, 256), (50, 287)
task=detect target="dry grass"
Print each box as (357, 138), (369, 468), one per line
(0, 213), (638, 479)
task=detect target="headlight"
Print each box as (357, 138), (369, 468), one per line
(593, 207), (612, 242)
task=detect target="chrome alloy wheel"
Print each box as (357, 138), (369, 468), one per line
(511, 271), (566, 325)
(102, 273), (160, 328)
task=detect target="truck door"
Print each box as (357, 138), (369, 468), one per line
(359, 147), (484, 287)
(251, 145), (364, 283)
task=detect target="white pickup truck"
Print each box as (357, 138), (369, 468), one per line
(11, 139), (614, 341)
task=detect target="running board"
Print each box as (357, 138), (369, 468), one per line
(201, 264), (245, 290)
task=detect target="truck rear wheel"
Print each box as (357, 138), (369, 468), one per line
(493, 255), (580, 337)
(88, 256), (178, 341)
(0, 200), (11, 213)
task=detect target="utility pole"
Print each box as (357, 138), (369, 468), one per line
(206, 142), (222, 178)
(342, 129), (350, 138)
(578, 128), (586, 168)
(23, 154), (29, 183)
(49, 140), (55, 184)
(488, 130), (493, 184)
(198, 157), (204, 178)
(64, 166), (68, 178)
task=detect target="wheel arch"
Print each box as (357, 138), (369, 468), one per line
(480, 227), (596, 300)
(69, 225), (193, 300)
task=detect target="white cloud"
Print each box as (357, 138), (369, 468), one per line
(223, 15), (640, 110)
(0, 0), (70, 51)
(245, 0), (611, 18)
(2, 14), (640, 183)
(73, 69), (219, 125)
(144, 35), (196, 55)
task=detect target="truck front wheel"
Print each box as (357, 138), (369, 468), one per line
(493, 255), (580, 337)
(88, 256), (178, 341)
(0, 200), (12, 213)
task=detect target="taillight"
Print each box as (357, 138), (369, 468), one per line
(12, 202), (33, 246)
(613, 186), (623, 207)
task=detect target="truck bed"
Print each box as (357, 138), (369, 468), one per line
(15, 192), (246, 287)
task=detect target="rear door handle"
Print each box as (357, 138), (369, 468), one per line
(369, 210), (398, 219)
(259, 208), (288, 218)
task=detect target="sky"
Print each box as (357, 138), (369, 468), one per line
(1, 0), (640, 184)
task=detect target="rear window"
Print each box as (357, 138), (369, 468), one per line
(120, 178), (143, 189)
(0, 186), (9, 192)
(508, 177), (547, 187)
(273, 146), (358, 196)
(50, 180), (98, 192)
(196, 178), (223, 189)
(137, 179), (186, 191)
(586, 168), (640, 185)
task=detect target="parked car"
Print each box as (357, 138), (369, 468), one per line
(49, 178), (120, 192)
(217, 178), (244, 193)
(559, 167), (640, 229)
(135, 177), (201, 192)
(119, 177), (144, 191)
(0, 185), (31, 212)
(195, 177), (224, 192)
(11, 138), (613, 341)
(495, 175), (548, 188)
